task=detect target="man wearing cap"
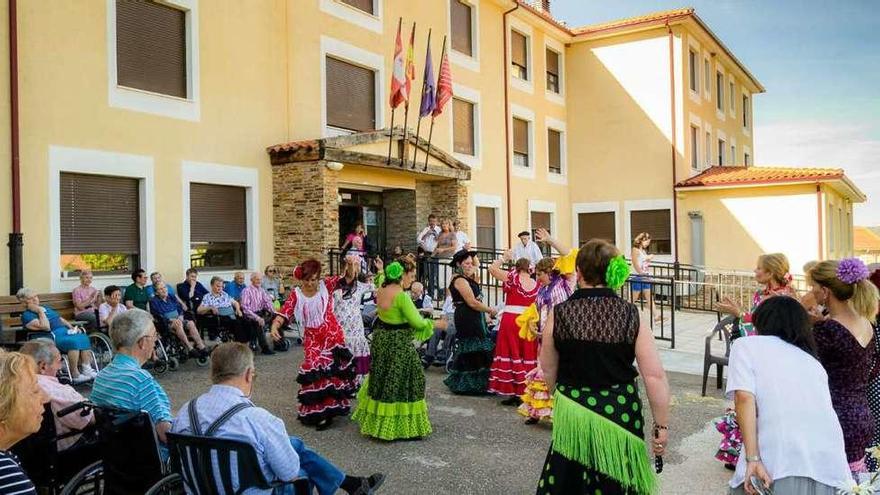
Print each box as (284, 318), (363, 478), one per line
(511, 231), (544, 266)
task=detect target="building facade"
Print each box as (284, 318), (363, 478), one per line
(0, 0), (862, 295)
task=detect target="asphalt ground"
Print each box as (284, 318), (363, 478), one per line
(87, 345), (735, 494)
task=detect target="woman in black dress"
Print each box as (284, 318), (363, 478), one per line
(444, 250), (498, 395)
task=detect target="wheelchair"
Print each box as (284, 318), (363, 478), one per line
(199, 311), (291, 353)
(152, 314), (210, 372)
(56, 401), (181, 495)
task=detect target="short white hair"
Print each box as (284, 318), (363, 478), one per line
(15, 287), (36, 301)
(110, 308), (154, 350)
(19, 338), (58, 366)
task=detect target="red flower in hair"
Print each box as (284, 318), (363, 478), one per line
(293, 265), (304, 280)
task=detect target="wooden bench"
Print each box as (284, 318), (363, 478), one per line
(0, 292), (88, 348)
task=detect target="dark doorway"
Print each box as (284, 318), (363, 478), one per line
(339, 189), (385, 254)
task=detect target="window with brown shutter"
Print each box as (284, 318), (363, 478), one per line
(578, 212), (615, 246)
(511, 30), (528, 80)
(190, 183), (248, 269)
(451, 0), (473, 56)
(453, 98), (475, 156)
(116, 0), (187, 98)
(326, 56), (377, 132)
(546, 48), (559, 93)
(513, 117), (529, 167)
(476, 207), (496, 250)
(548, 128), (562, 174)
(59, 173), (140, 275)
(530, 211), (552, 256)
(630, 209), (671, 255)
(340, 0), (374, 15)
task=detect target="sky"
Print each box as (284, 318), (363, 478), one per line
(551, 0), (880, 225)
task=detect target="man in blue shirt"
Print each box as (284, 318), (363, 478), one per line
(146, 271), (184, 302)
(91, 309), (173, 444)
(148, 282), (208, 358)
(223, 272), (247, 302)
(172, 343), (385, 495)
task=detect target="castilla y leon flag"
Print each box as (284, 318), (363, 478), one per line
(389, 19), (407, 109)
(404, 23), (416, 108)
(432, 48), (452, 117)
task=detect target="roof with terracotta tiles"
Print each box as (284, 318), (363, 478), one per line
(676, 166), (845, 188)
(855, 227), (880, 252)
(571, 7), (694, 35)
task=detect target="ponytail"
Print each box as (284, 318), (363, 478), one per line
(852, 279), (880, 322)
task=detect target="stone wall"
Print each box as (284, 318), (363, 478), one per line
(382, 189), (418, 252)
(431, 180), (469, 233)
(272, 160), (339, 269)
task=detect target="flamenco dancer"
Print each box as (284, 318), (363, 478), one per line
(486, 253), (539, 405)
(351, 257), (446, 440)
(332, 254), (374, 387)
(270, 259), (357, 430)
(517, 228), (576, 424)
(445, 250), (498, 395)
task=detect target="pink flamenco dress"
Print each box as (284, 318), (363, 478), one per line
(487, 269), (539, 397)
(516, 249), (576, 423)
(277, 276), (358, 427)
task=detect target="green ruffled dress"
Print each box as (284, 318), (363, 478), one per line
(351, 289), (435, 440)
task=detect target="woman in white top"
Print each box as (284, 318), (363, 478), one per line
(727, 295), (853, 494)
(631, 232), (662, 322)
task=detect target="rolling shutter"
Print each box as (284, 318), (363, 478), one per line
(513, 118), (529, 155)
(60, 173), (140, 254)
(578, 212), (615, 246)
(546, 48), (559, 77)
(116, 0), (187, 98)
(190, 183), (247, 243)
(453, 98), (475, 155)
(451, 1), (473, 56)
(475, 207), (496, 250)
(326, 57), (376, 132)
(511, 31), (527, 69)
(341, 0), (373, 14)
(547, 129), (561, 173)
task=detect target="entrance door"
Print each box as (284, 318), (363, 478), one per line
(338, 205), (362, 248)
(689, 212), (705, 266)
(363, 206), (385, 253)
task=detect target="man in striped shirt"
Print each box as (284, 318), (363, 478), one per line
(90, 309), (173, 444)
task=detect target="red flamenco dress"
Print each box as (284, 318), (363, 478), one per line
(487, 269), (539, 397)
(278, 276), (357, 426)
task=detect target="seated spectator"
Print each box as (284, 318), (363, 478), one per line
(149, 282), (208, 358)
(200, 276), (274, 355)
(17, 288), (96, 385)
(19, 339), (94, 451)
(423, 292), (456, 368)
(172, 343), (384, 495)
(241, 272), (277, 329)
(0, 349), (48, 495)
(146, 271), (184, 302)
(98, 285), (127, 329)
(178, 268), (209, 314)
(124, 268), (150, 310)
(224, 272), (247, 302)
(71, 270), (100, 330)
(263, 265), (287, 303)
(90, 309), (173, 445)
(409, 282), (434, 317)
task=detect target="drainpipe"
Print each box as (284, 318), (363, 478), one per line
(667, 22), (680, 267)
(7, 0), (23, 294)
(816, 184), (824, 260)
(502, 2), (518, 247)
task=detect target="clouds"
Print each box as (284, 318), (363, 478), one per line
(754, 121), (880, 225)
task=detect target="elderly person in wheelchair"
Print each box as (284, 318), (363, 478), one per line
(199, 276), (274, 355)
(17, 288), (97, 385)
(241, 272), (287, 352)
(171, 343), (384, 495)
(149, 282), (209, 359)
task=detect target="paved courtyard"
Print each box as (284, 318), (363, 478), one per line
(90, 314), (737, 495)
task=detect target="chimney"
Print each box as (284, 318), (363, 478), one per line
(541, 0), (550, 12)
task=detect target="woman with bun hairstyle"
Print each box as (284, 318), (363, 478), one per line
(807, 258), (880, 475)
(270, 259), (357, 430)
(351, 256), (446, 441)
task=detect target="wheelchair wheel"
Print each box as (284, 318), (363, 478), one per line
(275, 337), (291, 352)
(196, 355), (210, 367)
(152, 359), (169, 375)
(167, 357), (180, 372)
(59, 460), (103, 495)
(88, 332), (113, 370)
(144, 473), (182, 495)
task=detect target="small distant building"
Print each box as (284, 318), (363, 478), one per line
(675, 166), (865, 273)
(854, 227), (880, 264)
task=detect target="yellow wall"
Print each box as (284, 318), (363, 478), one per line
(0, 3), (10, 295)
(824, 185), (855, 260)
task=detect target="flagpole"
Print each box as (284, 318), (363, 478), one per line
(400, 22), (415, 168)
(412, 28), (432, 169)
(424, 36), (447, 171)
(387, 17), (403, 165)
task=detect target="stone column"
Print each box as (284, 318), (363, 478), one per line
(382, 189), (418, 252)
(431, 179), (469, 233)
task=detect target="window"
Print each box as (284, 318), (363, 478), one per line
(512, 117), (530, 167)
(688, 49), (699, 93)
(450, 0), (473, 57)
(475, 207), (496, 250)
(325, 56), (376, 132)
(729, 79), (735, 112)
(578, 212), (615, 246)
(690, 126), (699, 169)
(340, 0), (373, 14)
(631, 209), (671, 255)
(827, 207), (834, 252)
(742, 95), (750, 128)
(530, 211), (552, 256)
(511, 30), (528, 80)
(190, 183), (247, 270)
(730, 145), (736, 165)
(704, 58), (711, 96)
(452, 98), (475, 156)
(744, 152), (751, 166)
(718, 138), (725, 165)
(546, 48), (560, 93)
(547, 128), (562, 174)
(115, 0), (187, 98)
(60, 173), (140, 276)
(705, 132), (712, 167)
(716, 71), (724, 111)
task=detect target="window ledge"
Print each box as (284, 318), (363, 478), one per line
(323, 126), (356, 138)
(742, 127), (751, 137)
(109, 85), (200, 121)
(547, 173), (567, 185)
(453, 152), (481, 170)
(319, 0), (382, 33)
(715, 109), (726, 121)
(512, 164), (535, 179)
(688, 89), (701, 105)
(450, 50), (480, 73)
(544, 90), (564, 106)
(511, 77), (534, 95)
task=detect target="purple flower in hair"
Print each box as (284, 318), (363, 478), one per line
(837, 258), (870, 285)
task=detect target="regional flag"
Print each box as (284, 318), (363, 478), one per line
(432, 48), (453, 117)
(390, 20), (407, 108)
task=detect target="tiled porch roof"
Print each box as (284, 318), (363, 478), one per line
(855, 227), (880, 252)
(675, 166), (866, 202)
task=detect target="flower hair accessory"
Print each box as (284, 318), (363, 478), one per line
(837, 258), (869, 285)
(293, 265), (304, 280)
(783, 273), (793, 285)
(385, 262), (404, 281)
(605, 255), (630, 290)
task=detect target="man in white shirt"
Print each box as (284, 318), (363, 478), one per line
(453, 220), (471, 253)
(511, 231), (544, 266)
(416, 214), (441, 298)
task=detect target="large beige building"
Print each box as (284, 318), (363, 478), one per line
(0, 0), (862, 295)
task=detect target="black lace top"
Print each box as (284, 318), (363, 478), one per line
(553, 288), (641, 388)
